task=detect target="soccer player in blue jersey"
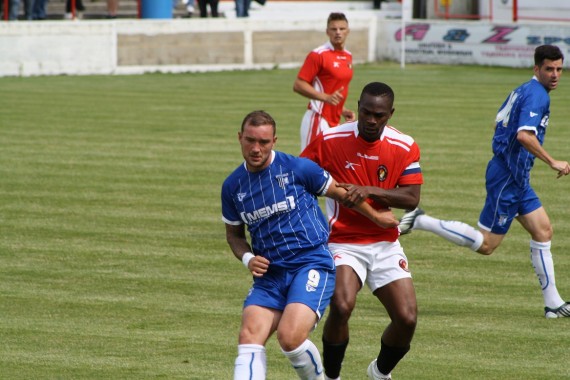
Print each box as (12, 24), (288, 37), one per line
(221, 110), (398, 379)
(399, 45), (570, 318)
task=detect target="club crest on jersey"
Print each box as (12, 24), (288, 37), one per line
(399, 259), (410, 272)
(377, 165), (388, 182)
(498, 214), (508, 226)
(275, 174), (290, 189)
(237, 192), (247, 201)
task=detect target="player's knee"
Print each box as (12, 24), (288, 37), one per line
(237, 330), (252, 344)
(478, 245), (495, 255)
(329, 298), (356, 322)
(238, 326), (261, 344)
(532, 226), (553, 242)
(276, 330), (307, 352)
(397, 308), (417, 332)
(477, 239), (498, 255)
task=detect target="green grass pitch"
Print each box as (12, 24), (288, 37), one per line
(1, 63), (569, 379)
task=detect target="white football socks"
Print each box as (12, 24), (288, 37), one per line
(282, 339), (324, 380)
(530, 240), (565, 309)
(234, 344), (266, 380)
(413, 214), (484, 252)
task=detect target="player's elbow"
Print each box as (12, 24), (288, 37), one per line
(407, 198), (420, 210)
(292, 79), (299, 91)
(516, 130), (536, 145)
(293, 82), (302, 94)
(397, 185), (421, 210)
(404, 192), (421, 210)
(293, 78), (308, 95)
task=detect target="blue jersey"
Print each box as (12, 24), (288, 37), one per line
(221, 150), (333, 269)
(492, 76), (550, 185)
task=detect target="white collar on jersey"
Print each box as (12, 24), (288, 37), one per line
(242, 150), (276, 172)
(353, 123), (388, 142)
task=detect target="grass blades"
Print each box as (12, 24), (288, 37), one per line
(1, 63), (569, 379)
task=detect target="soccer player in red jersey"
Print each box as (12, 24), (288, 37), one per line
(294, 12), (356, 151)
(302, 82), (423, 380)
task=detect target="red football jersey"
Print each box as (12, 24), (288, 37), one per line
(301, 122), (423, 244)
(297, 41), (353, 127)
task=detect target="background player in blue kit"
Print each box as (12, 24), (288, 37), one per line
(221, 110), (398, 379)
(399, 45), (570, 318)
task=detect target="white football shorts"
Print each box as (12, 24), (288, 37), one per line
(328, 240), (412, 292)
(300, 109), (331, 151)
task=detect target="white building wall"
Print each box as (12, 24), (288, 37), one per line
(2, 15), (570, 77)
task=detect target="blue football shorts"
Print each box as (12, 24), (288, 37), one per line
(243, 263), (335, 320)
(478, 158), (542, 235)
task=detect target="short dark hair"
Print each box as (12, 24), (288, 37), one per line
(534, 45), (564, 66)
(327, 12), (348, 25)
(360, 82), (395, 104)
(241, 110), (276, 135)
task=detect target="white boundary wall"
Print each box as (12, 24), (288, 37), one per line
(0, 22), (118, 76)
(0, 17), (377, 77)
(2, 17), (570, 77)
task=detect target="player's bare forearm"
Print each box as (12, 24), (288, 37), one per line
(337, 183), (420, 210)
(225, 224), (269, 277)
(369, 185), (421, 209)
(517, 130), (570, 177)
(326, 180), (398, 228)
(293, 78), (324, 101)
(294, 78), (344, 105)
(517, 130), (555, 167)
(225, 224), (252, 259)
(367, 208), (399, 228)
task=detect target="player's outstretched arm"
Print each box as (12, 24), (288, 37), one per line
(325, 179), (399, 228)
(336, 182), (421, 211)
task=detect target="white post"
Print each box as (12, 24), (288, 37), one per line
(400, 0), (412, 69)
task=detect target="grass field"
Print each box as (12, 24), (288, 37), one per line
(1, 63), (569, 379)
